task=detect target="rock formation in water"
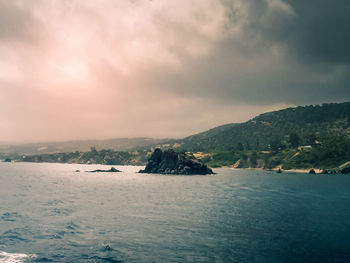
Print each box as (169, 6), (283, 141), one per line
(86, 167), (120, 173)
(139, 148), (214, 175)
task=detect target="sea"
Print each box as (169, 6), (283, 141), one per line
(0, 162), (349, 263)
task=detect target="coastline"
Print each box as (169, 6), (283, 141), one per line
(221, 166), (323, 174)
(277, 168), (322, 174)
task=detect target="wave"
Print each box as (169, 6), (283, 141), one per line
(1, 212), (21, 222)
(0, 251), (34, 263)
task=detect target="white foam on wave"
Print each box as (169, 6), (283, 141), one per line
(0, 251), (34, 263)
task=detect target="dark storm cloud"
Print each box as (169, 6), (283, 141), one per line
(223, 0), (350, 65)
(143, 0), (350, 105)
(236, 0), (350, 102)
(285, 0), (350, 65)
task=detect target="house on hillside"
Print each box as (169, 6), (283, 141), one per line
(298, 145), (312, 151)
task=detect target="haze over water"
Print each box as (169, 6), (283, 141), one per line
(1, 162), (349, 262)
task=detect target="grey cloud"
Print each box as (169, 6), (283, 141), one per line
(284, 0), (350, 65)
(224, 0), (350, 65)
(0, 1), (44, 43)
(138, 0), (350, 105)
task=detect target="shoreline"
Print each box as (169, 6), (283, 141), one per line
(2, 161), (344, 175)
(221, 166), (323, 174)
(277, 168), (322, 174)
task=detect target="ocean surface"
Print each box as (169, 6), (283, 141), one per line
(0, 162), (350, 263)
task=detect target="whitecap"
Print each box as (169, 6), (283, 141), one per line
(0, 251), (34, 263)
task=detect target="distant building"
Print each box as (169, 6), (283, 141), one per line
(314, 140), (321, 145)
(298, 145), (312, 151)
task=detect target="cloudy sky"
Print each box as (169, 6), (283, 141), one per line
(1, 0), (349, 143)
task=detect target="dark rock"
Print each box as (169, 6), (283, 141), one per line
(309, 169), (316, 174)
(321, 162), (350, 174)
(277, 168), (282, 173)
(340, 162), (350, 174)
(86, 167), (121, 173)
(75, 170), (80, 172)
(139, 148), (214, 175)
(327, 169), (339, 174)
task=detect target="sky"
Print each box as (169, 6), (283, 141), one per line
(1, 0), (349, 143)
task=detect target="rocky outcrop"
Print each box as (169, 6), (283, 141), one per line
(139, 148), (214, 175)
(339, 162), (350, 174)
(86, 167), (120, 173)
(322, 161), (350, 174)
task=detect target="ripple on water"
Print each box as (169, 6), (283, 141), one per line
(1, 212), (21, 222)
(65, 221), (80, 231)
(99, 244), (114, 252)
(32, 257), (53, 262)
(1, 230), (28, 242)
(44, 200), (64, 207)
(89, 256), (124, 263)
(90, 243), (125, 263)
(50, 208), (73, 216)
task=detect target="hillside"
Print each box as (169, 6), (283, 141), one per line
(174, 102), (350, 152)
(147, 102), (350, 170)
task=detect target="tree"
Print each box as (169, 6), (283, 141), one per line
(90, 146), (97, 153)
(250, 151), (258, 167)
(270, 139), (282, 152)
(237, 142), (244, 151)
(289, 132), (300, 148)
(255, 139), (260, 150)
(305, 133), (317, 145)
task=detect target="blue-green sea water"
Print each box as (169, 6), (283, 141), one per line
(0, 162), (350, 262)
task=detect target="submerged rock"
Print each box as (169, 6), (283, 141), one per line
(86, 167), (120, 173)
(139, 148), (214, 175)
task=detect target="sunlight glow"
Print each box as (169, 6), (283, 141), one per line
(58, 60), (89, 81)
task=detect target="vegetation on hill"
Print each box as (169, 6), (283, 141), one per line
(162, 102), (350, 170)
(175, 102), (350, 152)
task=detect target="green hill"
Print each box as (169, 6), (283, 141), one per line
(176, 102), (350, 152)
(158, 102), (350, 170)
